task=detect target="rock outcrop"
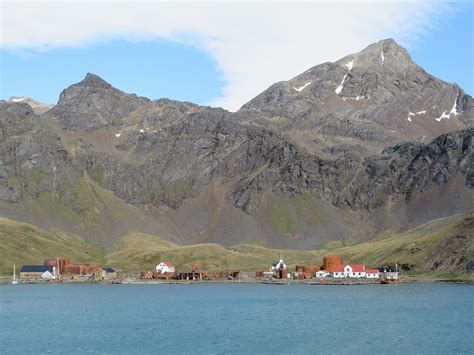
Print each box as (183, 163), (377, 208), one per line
(0, 39), (472, 248)
(239, 39), (473, 155)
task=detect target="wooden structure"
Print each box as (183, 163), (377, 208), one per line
(213, 270), (241, 280)
(177, 264), (203, 281)
(141, 270), (176, 280)
(177, 271), (202, 281)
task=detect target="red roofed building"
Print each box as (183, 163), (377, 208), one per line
(332, 264), (345, 278)
(332, 264), (367, 278)
(365, 268), (380, 279)
(156, 261), (176, 274)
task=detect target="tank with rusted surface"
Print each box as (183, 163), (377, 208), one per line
(44, 257), (70, 274)
(323, 256), (343, 272)
(275, 269), (288, 279)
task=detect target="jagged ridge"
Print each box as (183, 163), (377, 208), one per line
(0, 39), (473, 249)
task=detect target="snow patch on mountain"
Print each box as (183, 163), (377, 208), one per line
(293, 82), (311, 92)
(435, 95), (459, 122)
(335, 61), (354, 95)
(10, 97), (26, 102)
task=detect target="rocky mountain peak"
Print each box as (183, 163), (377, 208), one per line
(50, 73), (150, 130)
(79, 73), (113, 89)
(238, 39), (472, 154)
(58, 73), (113, 103)
(334, 38), (415, 76)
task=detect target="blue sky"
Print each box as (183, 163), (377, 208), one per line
(409, 2), (473, 96)
(1, 40), (225, 105)
(1, 1), (472, 109)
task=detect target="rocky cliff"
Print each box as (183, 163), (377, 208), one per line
(0, 39), (472, 249)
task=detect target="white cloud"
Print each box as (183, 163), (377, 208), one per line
(1, 1), (450, 111)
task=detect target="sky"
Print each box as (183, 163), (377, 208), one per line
(1, 1), (473, 111)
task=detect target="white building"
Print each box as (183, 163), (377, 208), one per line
(331, 264), (366, 278)
(365, 269), (380, 279)
(156, 261), (175, 274)
(315, 270), (330, 278)
(271, 257), (287, 272)
(345, 264), (366, 278)
(41, 270), (54, 279)
(332, 265), (345, 278)
(380, 270), (399, 280)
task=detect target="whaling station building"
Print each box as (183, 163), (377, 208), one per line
(19, 256), (115, 282)
(261, 255), (394, 280)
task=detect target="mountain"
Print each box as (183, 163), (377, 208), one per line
(239, 39), (472, 156)
(0, 39), (472, 255)
(8, 97), (54, 115)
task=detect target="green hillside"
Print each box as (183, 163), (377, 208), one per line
(0, 217), (105, 275)
(107, 213), (473, 280)
(1, 213), (472, 280)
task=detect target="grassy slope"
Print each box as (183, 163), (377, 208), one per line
(258, 192), (368, 244)
(107, 213), (473, 280)
(0, 175), (168, 248)
(0, 217), (105, 275)
(1, 213), (472, 280)
(106, 231), (322, 272)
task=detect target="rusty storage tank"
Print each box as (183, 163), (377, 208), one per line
(323, 256), (343, 272)
(275, 269), (288, 279)
(296, 265), (321, 273)
(57, 257), (70, 273)
(44, 257), (69, 274)
(44, 259), (57, 266)
(304, 265), (321, 273)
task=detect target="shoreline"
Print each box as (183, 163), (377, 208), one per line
(1, 276), (473, 285)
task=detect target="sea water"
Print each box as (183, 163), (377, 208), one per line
(0, 283), (473, 354)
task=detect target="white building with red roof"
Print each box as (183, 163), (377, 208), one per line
(331, 264), (367, 278)
(332, 264), (346, 278)
(156, 261), (175, 274)
(365, 268), (380, 279)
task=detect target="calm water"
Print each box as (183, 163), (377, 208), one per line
(0, 283), (473, 354)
